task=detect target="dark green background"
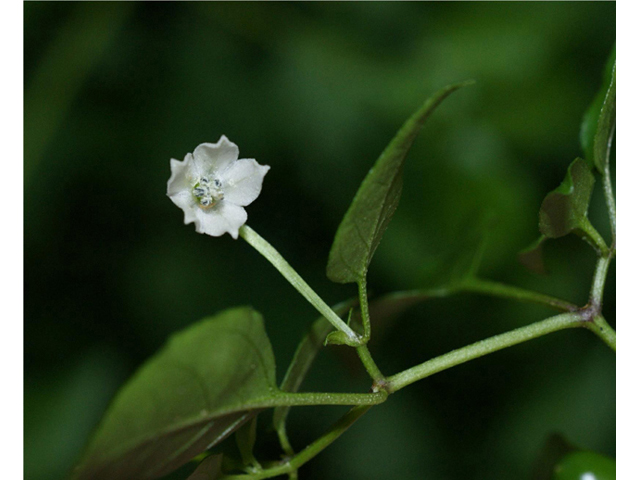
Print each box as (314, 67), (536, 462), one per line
(24, 3), (615, 479)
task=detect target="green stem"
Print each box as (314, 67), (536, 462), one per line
(356, 345), (385, 385)
(589, 254), (612, 307)
(578, 219), (609, 257)
(240, 225), (360, 345)
(354, 279), (385, 384)
(461, 278), (578, 312)
(358, 279), (372, 341)
(585, 314), (616, 351)
(603, 128), (616, 248)
(386, 312), (583, 393)
(224, 406), (373, 480)
(268, 390), (387, 408)
(276, 426), (295, 458)
(584, 250), (615, 351)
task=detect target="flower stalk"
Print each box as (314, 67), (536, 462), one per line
(239, 225), (361, 344)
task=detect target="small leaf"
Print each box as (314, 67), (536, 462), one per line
(326, 80), (474, 284)
(324, 330), (358, 347)
(552, 451), (616, 480)
(235, 416), (258, 468)
(72, 307), (278, 480)
(580, 46), (616, 172)
(518, 235), (547, 275)
(539, 158), (595, 239)
(187, 455), (224, 480)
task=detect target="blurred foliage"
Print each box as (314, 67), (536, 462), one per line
(24, 3), (614, 480)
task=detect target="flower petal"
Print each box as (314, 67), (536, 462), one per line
(193, 202), (247, 239)
(167, 154), (196, 196)
(168, 190), (198, 225)
(222, 159), (270, 207)
(193, 136), (239, 177)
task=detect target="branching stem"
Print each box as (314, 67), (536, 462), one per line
(584, 314), (616, 351)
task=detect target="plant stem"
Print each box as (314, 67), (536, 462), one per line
(585, 314), (616, 351)
(239, 225), (360, 345)
(584, 247), (615, 351)
(358, 279), (372, 341)
(224, 406), (373, 480)
(603, 128), (616, 248)
(268, 390), (387, 408)
(579, 219), (609, 257)
(354, 279), (386, 384)
(276, 426), (295, 458)
(589, 253), (613, 307)
(386, 312), (583, 393)
(356, 345), (385, 385)
(461, 278), (578, 312)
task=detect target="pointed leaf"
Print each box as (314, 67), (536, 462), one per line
(539, 158), (595, 239)
(72, 307), (278, 480)
(327, 80), (474, 284)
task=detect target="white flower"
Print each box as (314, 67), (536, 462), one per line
(167, 136), (270, 239)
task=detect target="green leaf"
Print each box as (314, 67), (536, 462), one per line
(72, 307), (278, 480)
(580, 46), (616, 173)
(326, 80), (474, 284)
(187, 455), (224, 480)
(235, 416), (258, 468)
(539, 158), (595, 239)
(272, 301), (354, 438)
(518, 235), (547, 275)
(552, 451), (616, 480)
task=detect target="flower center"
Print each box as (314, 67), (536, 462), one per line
(192, 176), (224, 209)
